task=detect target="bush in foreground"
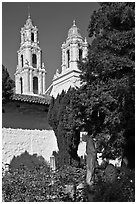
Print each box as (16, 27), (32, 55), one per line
(92, 166), (135, 202)
(2, 164), (134, 202)
(2, 165), (87, 202)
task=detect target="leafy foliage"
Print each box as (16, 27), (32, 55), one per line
(2, 164), (134, 202)
(48, 2), (135, 168)
(10, 151), (49, 170)
(92, 167), (135, 202)
(48, 89), (82, 168)
(2, 65), (15, 102)
(78, 2), (135, 166)
(2, 165), (87, 202)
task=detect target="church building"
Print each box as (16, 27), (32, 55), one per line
(14, 16), (88, 98)
(2, 14), (57, 169)
(2, 15), (88, 169)
(46, 20), (88, 98)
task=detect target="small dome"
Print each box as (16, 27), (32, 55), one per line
(24, 15), (33, 29)
(67, 20), (83, 39)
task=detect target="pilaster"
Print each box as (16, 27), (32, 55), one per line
(38, 71), (42, 94)
(42, 72), (46, 94)
(29, 69), (33, 93)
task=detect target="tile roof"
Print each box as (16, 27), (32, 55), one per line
(11, 93), (51, 105)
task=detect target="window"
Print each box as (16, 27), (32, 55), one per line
(20, 77), (23, 94)
(33, 77), (38, 94)
(32, 54), (37, 68)
(79, 49), (83, 61)
(31, 32), (34, 42)
(67, 50), (70, 68)
(21, 55), (23, 67)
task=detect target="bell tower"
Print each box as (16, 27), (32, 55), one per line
(49, 20), (88, 98)
(61, 20), (88, 74)
(15, 14), (46, 96)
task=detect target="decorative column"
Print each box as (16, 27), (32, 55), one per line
(70, 44), (73, 70)
(65, 50), (68, 68)
(82, 46), (88, 59)
(30, 69), (33, 93)
(15, 74), (20, 94)
(38, 72), (42, 94)
(18, 53), (21, 68)
(20, 28), (24, 44)
(42, 72), (46, 94)
(71, 44), (78, 70)
(37, 51), (41, 68)
(61, 48), (66, 73)
(76, 45), (79, 61)
(27, 69), (30, 93)
(34, 30), (37, 43)
(23, 69), (29, 94)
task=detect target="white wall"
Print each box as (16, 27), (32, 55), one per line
(50, 70), (81, 98)
(2, 128), (58, 166)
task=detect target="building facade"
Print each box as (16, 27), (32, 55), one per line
(15, 15), (46, 96)
(49, 20), (88, 98)
(2, 17), (89, 169)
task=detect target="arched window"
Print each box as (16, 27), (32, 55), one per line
(31, 32), (34, 42)
(67, 50), (70, 68)
(21, 55), (23, 67)
(32, 54), (37, 68)
(79, 49), (83, 61)
(20, 77), (23, 94)
(33, 77), (38, 94)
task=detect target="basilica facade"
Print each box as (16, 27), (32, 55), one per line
(15, 15), (88, 98)
(3, 14), (88, 168)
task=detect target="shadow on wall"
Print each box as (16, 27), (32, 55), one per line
(2, 101), (52, 130)
(9, 151), (49, 170)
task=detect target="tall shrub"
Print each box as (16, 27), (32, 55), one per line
(2, 65), (14, 102)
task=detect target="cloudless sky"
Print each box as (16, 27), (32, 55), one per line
(2, 2), (100, 88)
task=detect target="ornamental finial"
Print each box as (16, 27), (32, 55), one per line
(73, 20), (76, 26)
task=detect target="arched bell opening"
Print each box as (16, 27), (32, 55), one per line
(67, 50), (70, 68)
(20, 77), (23, 94)
(33, 76), (38, 94)
(32, 54), (37, 68)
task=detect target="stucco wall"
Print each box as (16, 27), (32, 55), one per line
(51, 70), (81, 98)
(2, 128), (58, 166)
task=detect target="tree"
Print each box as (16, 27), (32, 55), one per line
(48, 2), (135, 169)
(48, 88), (84, 168)
(2, 65), (15, 102)
(78, 2), (135, 167)
(48, 90), (72, 167)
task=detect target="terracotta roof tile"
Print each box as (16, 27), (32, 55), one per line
(11, 94), (51, 105)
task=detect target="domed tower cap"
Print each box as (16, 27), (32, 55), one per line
(24, 14), (33, 29)
(67, 20), (83, 39)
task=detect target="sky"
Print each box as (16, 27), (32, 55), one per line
(2, 2), (100, 89)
